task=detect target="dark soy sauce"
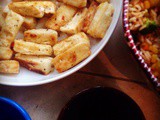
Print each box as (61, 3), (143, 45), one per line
(58, 87), (145, 120)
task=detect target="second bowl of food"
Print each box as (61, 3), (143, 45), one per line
(123, 0), (160, 87)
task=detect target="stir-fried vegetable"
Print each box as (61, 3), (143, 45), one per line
(140, 19), (158, 34)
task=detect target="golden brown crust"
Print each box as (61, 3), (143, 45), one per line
(96, 0), (110, 3)
(8, 1), (56, 18)
(16, 58), (45, 75)
(82, 1), (98, 32)
(53, 32), (90, 56)
(0, 60), (19, 74)
(24, 29), (58, 46)
(0, 7), (4, 31)
(60, 8), (88, 34)
(58, 0), (87, 8)
(0, 0), (114, 75)
(87, 2), (114, 38)
(0, 47), (13, 60)
(53, 43), (91, 73)
(45, 4), (77, 31)
(0, 11), (24, 47)
(15, 54), (54, 75)
(13, 40), (53, 56)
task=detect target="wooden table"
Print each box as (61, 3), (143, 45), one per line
(0, 14), (160, 120)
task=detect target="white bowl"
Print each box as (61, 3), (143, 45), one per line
(0, 0), (123, 86)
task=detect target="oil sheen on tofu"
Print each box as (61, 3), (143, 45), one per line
(0, 0), (114, 75)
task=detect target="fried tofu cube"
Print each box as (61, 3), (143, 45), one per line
(60, 8), (87, 34)
(42, 2), (56, 15)
(23, 17), (37, 29)
(0, 60), (19, 74)
(96, 0), (110, 3)
(12, 0), (53, 1)
(8, 2), (44, 18)
(82, 1), (98, 32)
(2, 5), (10, 18)
(24, 29), (58, 46)
(1, 6), (33, 35)
(15, 53), (54, 75)
(45, 4), (77, 31)
(8, 1), (56, 18)
(0, 7), (5, 30)
(53, 32), (90, 72)
(87, 2), (114, 38)
(0, 47), (13, 60)
(53, 32), (90, 56)
(13, 40), (53, 56)
(58, 0), (87, 8)
(0, 11), (24, 47)
(53, 43), (91, 73)
(12, 0), (23, 1)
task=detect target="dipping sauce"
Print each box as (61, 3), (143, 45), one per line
(58, 87), (145, 120)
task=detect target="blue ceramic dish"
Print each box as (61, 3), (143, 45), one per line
(0, 97), (31, 120)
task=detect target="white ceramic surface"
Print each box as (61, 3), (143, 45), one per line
(0, 0), (123, 86)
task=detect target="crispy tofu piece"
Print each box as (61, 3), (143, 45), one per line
(13, 40), (53, 56)
(0, 11), (24, 47)
(3, 6), (37, 30)
(0, 47), (13, 60)
(8, 2), (44, 18)
(53, 43), (91, 73)
(23, 0), (55, 2)
(0, 60), (19, 74)
(58, 0), (87, 8)
(24, 29), (58, 46)
(42, 2), (56, 15)
(23, 17), (37, 29)
(82, 1), (98, 32)
(53, 32), (90, 72)
(2, 5), (10, 18)
(8, 1), (56, 18)
(53, 32), (90, 56)
(96, 0), (110, 3)
(12, 0), (23, 1)
(2, 7), (37, 30)
(12, 0), (52, 1)
(60, 8), (87, 35)
(45, 4), (77, 31)
(0, 7), (4, 30)
(15, 53), (54, 75)
(87, 2), (114, 38)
